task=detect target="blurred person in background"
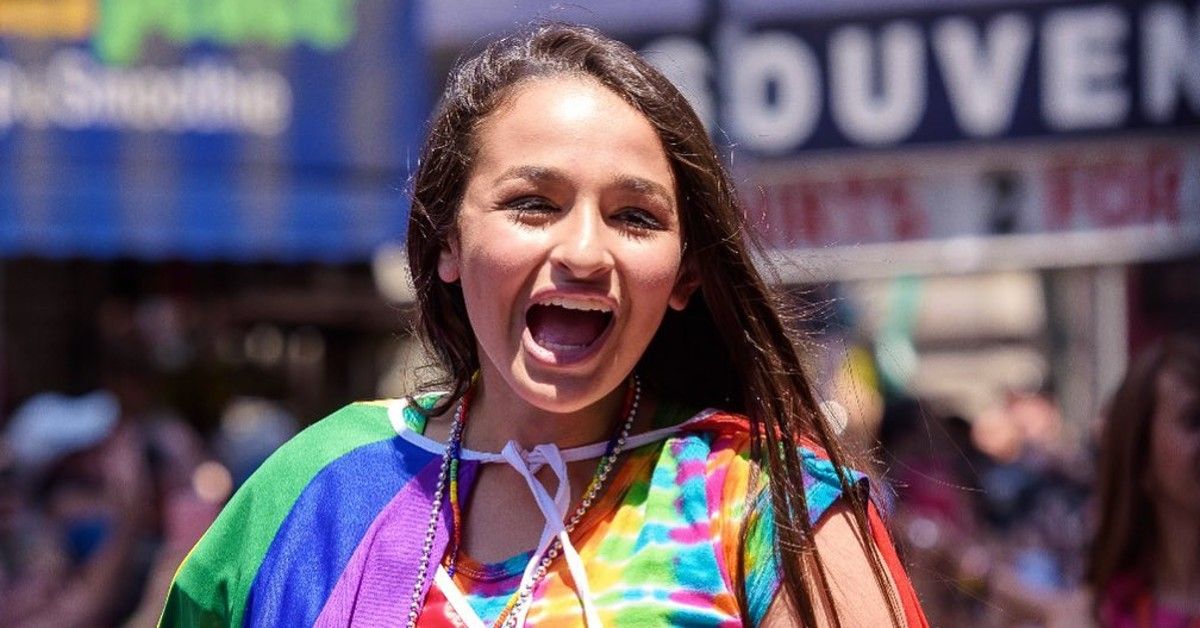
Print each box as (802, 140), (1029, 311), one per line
(877, 399), (991, 626)
(1087, 335), (1200, 627)
(1, 391), (152, 627)
(0, 340), (223, 627)
(212, 397), (297, 489)
(973, 391), (1092, 626)
(95, 340), (227, 628)
(875, 388), (1097, 626)
(0, 437), (59, 624)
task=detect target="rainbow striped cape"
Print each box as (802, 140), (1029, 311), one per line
(160, 400), (926, 627)
(162, 402), (456, 626)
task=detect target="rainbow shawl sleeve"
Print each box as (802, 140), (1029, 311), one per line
(159, 402), (464, 628)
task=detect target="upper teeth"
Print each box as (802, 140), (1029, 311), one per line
(542, 297), (611, 312)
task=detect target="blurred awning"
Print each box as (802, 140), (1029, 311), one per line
(0, 0), (425, 262)
(0, 163), (409, 263)
(746, 135), (1200, 282)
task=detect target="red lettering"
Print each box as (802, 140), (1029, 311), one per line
(1043, 149), (1183, 230)
(887, 178), (925, 240)
(746, 172), (928, 247)
(1146, 150), (1182, 223)
(798, 184), (826, 246)
(1045, 163), (1076, 230)
(1085, 162), (1138, 228)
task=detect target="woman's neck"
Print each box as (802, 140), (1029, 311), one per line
(1152, 503), (1200, 608)
(461, 368), (628, 452)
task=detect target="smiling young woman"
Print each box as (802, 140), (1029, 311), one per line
(160, 24), (928, 627)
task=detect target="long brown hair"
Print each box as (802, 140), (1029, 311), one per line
(406, 22), (900, 626)
(1087, 335), (1200, 598)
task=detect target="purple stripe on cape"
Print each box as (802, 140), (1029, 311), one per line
(315, 458), (480, 625)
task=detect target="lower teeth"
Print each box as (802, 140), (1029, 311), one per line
(538, 339), (587, 351)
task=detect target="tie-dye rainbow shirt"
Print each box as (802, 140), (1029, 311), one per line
(161, 396), (868, 627)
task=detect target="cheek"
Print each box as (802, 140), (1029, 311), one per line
(623, 243), (683, 293)
(629, 263), (680, 291)
(456, 232), (542, 329)
(625, 267), (681, 324)
(1150, 421), (1200, 488)
(458, 226), (538, 286)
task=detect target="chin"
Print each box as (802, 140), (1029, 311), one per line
(514, 362), (625, 415)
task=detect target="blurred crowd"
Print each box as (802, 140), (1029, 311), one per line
(871, 335), (1200, 627)
(0, 300), (299, 628)
(874, 392), (1093, 626)
(0, 329), (1196, 627)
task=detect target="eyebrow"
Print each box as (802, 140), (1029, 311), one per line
(614, 174), (675, 207)
(495, 165), (563, 186)
(495, 166), (675, 207)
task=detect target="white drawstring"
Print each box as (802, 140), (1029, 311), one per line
(387, 397), (722, 627)
(499, 442), (601, 627)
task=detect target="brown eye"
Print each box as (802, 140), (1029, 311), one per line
(505, 197), (558, 216)
(615, 208), (664, 231)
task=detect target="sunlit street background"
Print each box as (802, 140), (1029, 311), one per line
(0, 1), (1197, 626)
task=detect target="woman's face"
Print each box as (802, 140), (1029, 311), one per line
(439, 76), (694, 413)
(1148, 368), (1200, 516)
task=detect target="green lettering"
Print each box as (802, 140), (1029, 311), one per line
(175, 0), (210, 44)
(94, 0), (358, 65)
(95, 0), (192, 64)
(95, 0), (148, 65)
(243, 0), (293, 47)
(208, 0), (241, 46)
(159, 0), (190, 42)
(298, 0), (356, 50)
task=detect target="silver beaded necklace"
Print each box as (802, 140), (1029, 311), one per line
(405, 393), (466, 628)
(405, 376), (641, 628)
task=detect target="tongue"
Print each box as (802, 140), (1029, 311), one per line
(528, 304), (609, 349)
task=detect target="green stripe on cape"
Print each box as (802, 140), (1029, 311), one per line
(159, 402), (399, 628)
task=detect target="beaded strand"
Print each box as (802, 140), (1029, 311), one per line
(405, 375), (640, 627)
(444, 390), (471, 577)
(492, 378), (639, 627)
(405, 397), (467, 628)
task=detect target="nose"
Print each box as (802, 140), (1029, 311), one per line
(549, 204), (614, 280)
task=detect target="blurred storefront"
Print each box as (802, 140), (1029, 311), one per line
(0, 0), (426, 426)
(6, 0), (1194, 436)
(0, 259), (402, 431)
(407, 0), (1200, 433)
(650, 0), (1200, 431)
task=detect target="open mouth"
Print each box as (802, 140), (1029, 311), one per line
(526, 297), (614, 355)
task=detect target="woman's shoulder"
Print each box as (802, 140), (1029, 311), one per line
(662, 407), (878, 625)
(670, 407), (868, 522)
(202, 398), (417, 525)
(273, 400), (401, 461)
(221, 400), (408, 492)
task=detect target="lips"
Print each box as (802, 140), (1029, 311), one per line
(525, 296), (614, 358)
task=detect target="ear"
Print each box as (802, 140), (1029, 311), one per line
(668, 259), (700, 311)
(437, 235), (461, 284)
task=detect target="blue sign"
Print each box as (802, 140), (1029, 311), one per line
(641, 0), (1200, 155)
(0, 0), (426, 261)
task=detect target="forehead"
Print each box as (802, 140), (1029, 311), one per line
(469, 75), (674, 193)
